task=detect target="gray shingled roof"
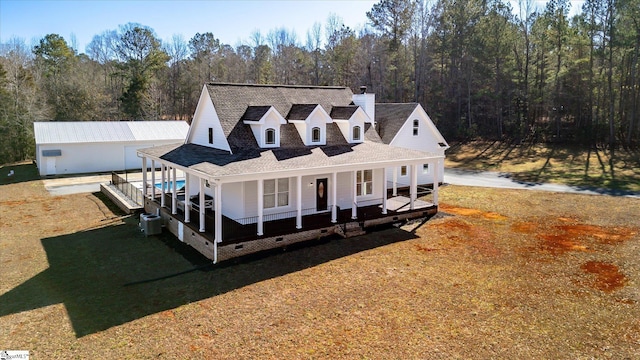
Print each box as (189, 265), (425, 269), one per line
(140, 141), (438, 180)
(330, 105), (359, 120)
(374, 103), (419, 144)
(287, 104), (320, 120)
(136, 84), (442, 181)
(363, 123), (383, 143)
(241, 106), (272, 121)
(206, 83), (353, 152)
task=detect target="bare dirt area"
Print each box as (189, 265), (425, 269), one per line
(1, 165), (639, 358)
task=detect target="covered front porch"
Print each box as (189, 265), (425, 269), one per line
(149, 191), (435, 243)
(144, 191), (436, 262)
(138, 155), (442, 263)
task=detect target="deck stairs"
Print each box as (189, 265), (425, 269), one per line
(336, 221), (366, 238)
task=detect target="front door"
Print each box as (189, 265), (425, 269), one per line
(316, 178), (328, 211)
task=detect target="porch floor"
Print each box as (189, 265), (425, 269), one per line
(151, 194), (435, 245)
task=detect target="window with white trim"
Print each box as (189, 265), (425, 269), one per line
(265, 128), (276, 145)
(356, 169), (373, 196)
(352, 125), (361, 141)
(400, 166), (407, 176)
(311, 127), (321, 142)
(412, 119), (419, 136)
(423, 163), (430, 174)
(264, 178), (289, 208)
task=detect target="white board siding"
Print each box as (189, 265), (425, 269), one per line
(242, 178), (297, 219)
(334, 109), (366, 143)
(187, 88), (231, 151)
(336, 172), (353, 208)
(389, 108), (437, 153)
(292, 106), (333, 146)
(237, 172), (364, 221)
(221, 182), (244, 220)
(248, 111), (285, 148)
(387, 106), (447, 185)
(352, 93), (375, 124)
(385, 162), (443, 188)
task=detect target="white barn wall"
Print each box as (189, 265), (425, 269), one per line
(34, 121), (189, 176)
(38, 142), (125, 176)
(37, 140), (182, 176)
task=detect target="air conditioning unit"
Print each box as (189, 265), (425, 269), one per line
(141, 215), (162, 236)
(139, 212), (153, 229)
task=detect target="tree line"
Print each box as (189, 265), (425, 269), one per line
(1, 0), (638, 164)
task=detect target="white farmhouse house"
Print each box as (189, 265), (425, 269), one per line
(137, 83), (447, 263)
(34, 121), (189, 176)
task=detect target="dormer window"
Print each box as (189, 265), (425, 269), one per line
(312, 127), (321, 143)
(353, 126), (361, 141)
(330, 105), (365, 144)
(412, 120), (419, 136)
(287, 104), (331, 146)
(265, 128), (276, 145)
(242, 106), (286, 148)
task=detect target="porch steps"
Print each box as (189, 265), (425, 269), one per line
(337, 221), (366, 238)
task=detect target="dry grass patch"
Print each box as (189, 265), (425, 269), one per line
(1, 165), (639, 358)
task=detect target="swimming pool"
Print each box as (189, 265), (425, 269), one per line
(154, 180), (186, 191)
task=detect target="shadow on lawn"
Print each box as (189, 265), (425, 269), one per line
(0, 162), (40, 185)
(448, 141), (640, 192)
(0, 217), (417, 337)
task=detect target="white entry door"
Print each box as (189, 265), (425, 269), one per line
(46, 157), (56, 175)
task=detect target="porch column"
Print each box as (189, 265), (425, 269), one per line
(410, 163), (418, 210)
(199, 178), (205, 232)
(296, 175), (302, 229)
(352, 170), (358, 220)
(382, 167), (388, 215)
(392, 166), (398, 196)
(184, 173), (190, 223)
(215, 183), (222, 243)
(257, 179), (264, 236)
(331, 171), (337, 223)
(142, 157), (147, 197)
(150, 160), (156, 200)
(171, 167), (177, 215)
(433, 160), (439, 206)
(160, 164), (166, 208)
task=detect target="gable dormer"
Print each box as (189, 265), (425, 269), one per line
(287, 104), (332, 146)
(242, 106), (287, 148)
(330, 105), (368, 144)
(186, 85), (231, 152)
